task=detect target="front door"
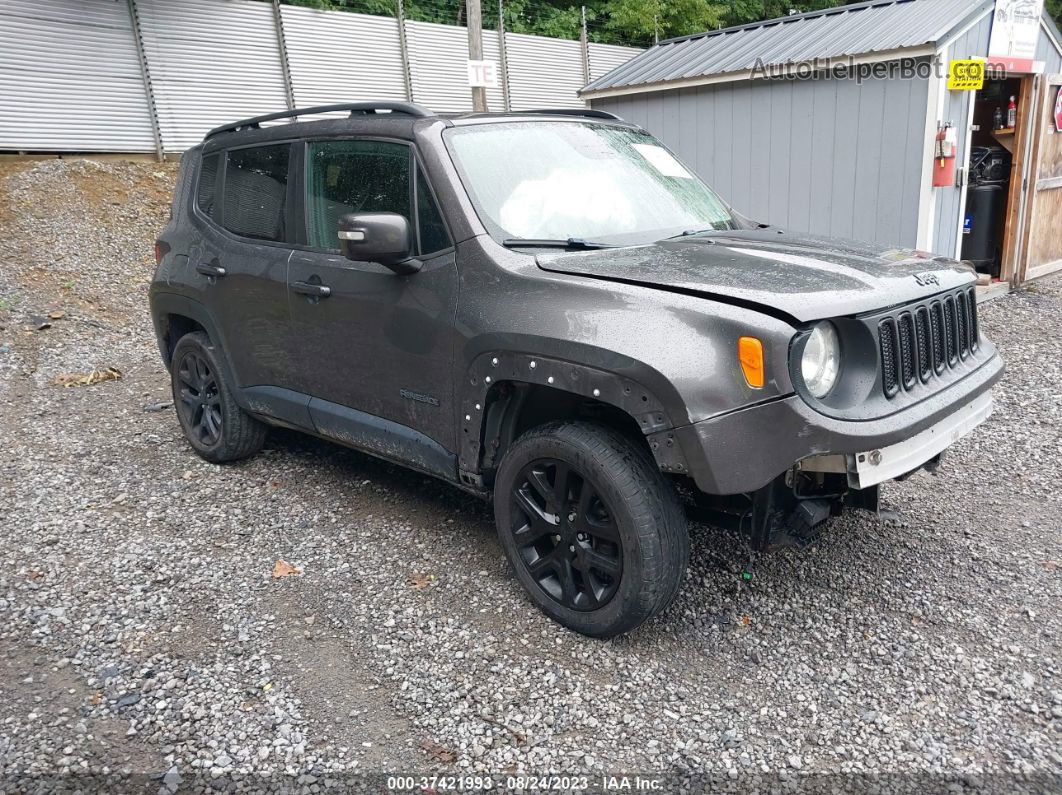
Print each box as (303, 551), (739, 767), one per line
(287, 138), (459, 455)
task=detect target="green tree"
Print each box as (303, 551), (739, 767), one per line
(602, 0), (727, 42)
(1046, 0), (1062, 28)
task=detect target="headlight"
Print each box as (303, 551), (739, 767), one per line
(801, 322), (840, 398)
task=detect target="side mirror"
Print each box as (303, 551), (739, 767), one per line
(338, 212), (422, 275)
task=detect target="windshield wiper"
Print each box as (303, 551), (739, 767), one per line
(502, 237), (615, 250)
(665, 221), (735, 240)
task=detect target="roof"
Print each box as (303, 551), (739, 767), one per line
(201, 103), (628, 148)
(580, 0), (992, 96)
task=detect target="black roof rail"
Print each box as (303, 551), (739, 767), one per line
(204, 102), (434, 140)
(519, 108), (623, 120)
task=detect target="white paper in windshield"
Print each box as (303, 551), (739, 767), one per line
(632, 144), (693, 178)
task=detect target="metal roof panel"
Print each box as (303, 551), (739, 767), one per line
(582, 0), (989, 93)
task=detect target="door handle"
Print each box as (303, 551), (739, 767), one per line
(291, 280), (332, 298)
(196, 260), (226, 278)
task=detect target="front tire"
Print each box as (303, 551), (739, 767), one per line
(170, 331), (266, 463)
(493, 421), (689, 638)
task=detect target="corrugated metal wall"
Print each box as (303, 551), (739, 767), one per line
(406, 20), (506, 111)
(933, 11), (993, 259)
(137, 0), (289, 153)
(592, 70), (929, 248)
(588, 42), (641, 82)
(281, 5), (407, 107)
(0, 0), (157, 152)
(507, 33), (585, 109)
(0, 0), (641, 152)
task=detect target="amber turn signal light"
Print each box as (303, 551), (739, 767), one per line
(738, 336), (765, 388)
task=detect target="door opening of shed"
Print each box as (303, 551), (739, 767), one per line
(960, 75), (1027, 281)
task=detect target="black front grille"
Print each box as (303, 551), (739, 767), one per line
(930, 301), (946, 372)
(879, 318), (898, 397)
(961, 292), (972, 356)
(879, 287), (979, 398)
(914, 306), (932, 381)
(943, 296), (958, 365)
(897, 313), (916, 389)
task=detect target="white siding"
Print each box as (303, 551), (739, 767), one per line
(137, 0), (288, 152)
(406, 20), (504, 112)
(0, 0), (612, 152)
(506, 32), (584, 109)
(0, 0), (156, 152)
(587, 42), (643, 82)
(281, 5), (407, 107)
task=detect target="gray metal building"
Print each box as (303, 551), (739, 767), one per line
(582, 0), (1062, 285)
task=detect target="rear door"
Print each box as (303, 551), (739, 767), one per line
(287, 138), (459, 457)
(191, 143), (302, 415)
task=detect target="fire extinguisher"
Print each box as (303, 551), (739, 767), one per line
(932, 122), (957, 188)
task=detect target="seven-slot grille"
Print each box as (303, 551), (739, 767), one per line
(879, 287), (978, 398)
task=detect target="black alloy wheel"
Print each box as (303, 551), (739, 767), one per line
(510, 458), (623, 611)
(494, 421), (690, 637)
(175, 350), (223, 446)
(169, 331), (266, 463)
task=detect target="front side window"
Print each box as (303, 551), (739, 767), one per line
(306, 140), (410, 251)
(222, 144), (289, 242)
(445, 121), (735, 245)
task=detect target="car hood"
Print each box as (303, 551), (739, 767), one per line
(535, 229), (976, 323)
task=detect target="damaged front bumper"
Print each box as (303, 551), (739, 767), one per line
(667, 349), (1003, 496)
(799, 391), (994, 489)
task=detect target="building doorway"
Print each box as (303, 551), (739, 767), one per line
(961, 75), (1029, 283)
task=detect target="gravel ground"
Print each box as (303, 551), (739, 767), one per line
(0, 158), (1059, 793)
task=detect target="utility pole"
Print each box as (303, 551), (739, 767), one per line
(466, 0), (487, 112)
(579, 6), (591, 86)
(396, 0), (414, 102)
(498, 0), (511, 111)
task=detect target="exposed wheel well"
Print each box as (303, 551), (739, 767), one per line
(161, 313), (206, 367)
(477, 381), (651, 484)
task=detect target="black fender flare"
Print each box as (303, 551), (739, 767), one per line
(456, 350), (690, 477)
(149, 291), (241, 397)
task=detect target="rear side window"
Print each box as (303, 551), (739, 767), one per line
(222, 145), (289, 242)
(416, 165), (451, 255)
(306, 139), (411, 250)
(196, 153), (219, 218)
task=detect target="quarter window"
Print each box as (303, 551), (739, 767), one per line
(222, 144), (290, 242)
(196, 152), (220, 219)
(416, 165), (451, 254)
(306, 140), (410, 251)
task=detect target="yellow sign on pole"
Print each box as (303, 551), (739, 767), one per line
(948, 59), (985, 90)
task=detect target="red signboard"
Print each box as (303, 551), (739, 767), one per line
(986, 57), (1036, 74)
(1055, 86), (1062, 132)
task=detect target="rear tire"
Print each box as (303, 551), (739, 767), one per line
(493, 421), (689, 638)
(170, 331), (266, 463)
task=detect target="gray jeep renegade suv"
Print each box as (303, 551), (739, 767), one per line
(150, 102), (1003, 637)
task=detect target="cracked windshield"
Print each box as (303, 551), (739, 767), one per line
(446, 122), (735, 245)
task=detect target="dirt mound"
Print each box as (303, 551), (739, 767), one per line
(0, 158), (178, 323)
